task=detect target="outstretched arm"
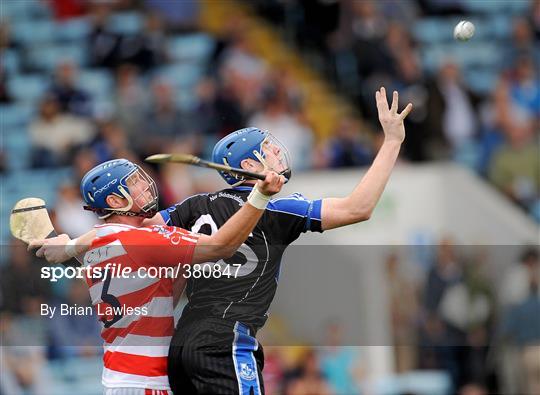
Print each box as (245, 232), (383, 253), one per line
(321, 87), (413, 230)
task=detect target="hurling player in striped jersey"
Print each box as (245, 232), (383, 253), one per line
(29, 159), (284, 395)
(34, 87), (411, 394)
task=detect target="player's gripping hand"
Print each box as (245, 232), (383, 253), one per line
(257, 171), (286, 196)
(28, 234), (72, 264)
(375, 87), (413, 144)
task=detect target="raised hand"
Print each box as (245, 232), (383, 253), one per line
(375, 87), (413, 144)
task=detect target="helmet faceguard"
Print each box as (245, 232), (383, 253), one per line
(119, 166), (159, 216)
(251, 134), (292, 182)
(81, 159), (159, 219)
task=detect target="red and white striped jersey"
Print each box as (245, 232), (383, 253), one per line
(83, 223), (198, 390)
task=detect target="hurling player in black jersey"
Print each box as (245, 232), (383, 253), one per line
(35, 88), (412, 395)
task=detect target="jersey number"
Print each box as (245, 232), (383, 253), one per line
(191, 215), (264, 277)
(101, 270), (123, 328)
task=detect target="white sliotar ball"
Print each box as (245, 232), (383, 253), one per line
(454, 20), (475, 41)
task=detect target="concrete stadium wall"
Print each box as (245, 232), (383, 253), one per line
(266, 163), (539, 377)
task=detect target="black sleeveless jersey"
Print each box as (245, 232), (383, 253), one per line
(160, 185), (323, 331)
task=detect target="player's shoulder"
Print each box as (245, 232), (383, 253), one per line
(267, 192), (314, 217)
(172, 193), (211, 208)
(94, 223), (144, 238)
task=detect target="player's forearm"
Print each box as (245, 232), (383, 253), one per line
(322, 140), (401, 230)
(192, 203), (264, 263)
(350, 139), (401, 215)
(73, 230), (97, 257)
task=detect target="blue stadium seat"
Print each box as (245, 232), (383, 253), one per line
(374, 371), (452, 395)
(55, 17), (92, 42)
(464, 68), (499, 95)
(168, 34), (216, 63)
(12, 20), (55, 46)
(488, 15), (514, 40)
(7, 74), (49, 103)
(453, 42), (501, 69)
(412, 18), (453, 43)
(462, 0), (506, 14)
(0, 105), (33, 128)
(419, 45), (448, 74)
(28, 44), (88, 71)
(3, 128), (31, 170)
(107, 12), (143, 35)
(177, 89), (199, 112)
(2, 0), (51, 21)
(154, 63), (204, 89)
(507, 0), (530, 14)
(3, 49), (20, 75)
(78, 69), (114, 101)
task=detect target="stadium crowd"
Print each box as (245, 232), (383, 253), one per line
(1, 0), (539, 394)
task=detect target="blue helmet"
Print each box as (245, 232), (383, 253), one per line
(212, 127), (291, 185)
(81, 159), (158, 218)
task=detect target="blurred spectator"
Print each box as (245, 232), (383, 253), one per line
(160, 140), (199, 204)
(118, 13), (167, 72)
(0, 313), (52, 395)
(500, 258), (540, 395)
(0, 150), (7, 173)
(0, 65), (12, 103)
(500, 247), (540, 307)
(417, 312), (451, 371)
(49, 0), (86, 20)
(72, 147), (98, 181)
(220, 29), (268, 112)
(393, 51), (431, 162)
(532, 0), (540, 40)
(385, 252), (419, 372)
(505, 18), (540, 68)
(426, 62), (480, 155)
(506, 56), (540, 120)
(48, 280), (101, 359)
(0, 240), (50, 314)
(292, 0), (340, 55)
(54, 182), (99, 237)
(459, 383), (488, 395)
(263, 347), (286, 395)
(29, 95), (95, 167)
(193, 78), (222, 136)
(0, 21), (16, 103)
(113, 64), (148, 137)
(195, 77), (247, 138)
(0, 20), (19, 51)
(285, 349), (332, 395)
(144, 0), (200, 32)
(92, 120), (130, 163)
(249, 87), (314, 171)
(488, 116), (539, 209)
(318, 322), (364, 394)
(322, 117), (373, 168)
(423, 238), (463, 314)
(417, 0), (466, 16)
(88, 3), (121, 69)
(49, 61), (93, 117)
(140, 79), (195, 155)
(439, 250), (494, 386)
